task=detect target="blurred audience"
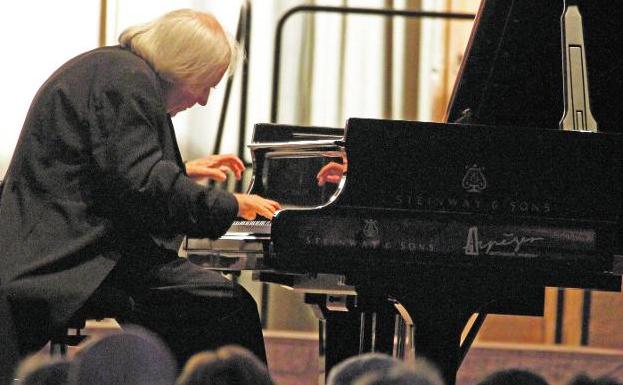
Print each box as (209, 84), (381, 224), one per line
(476, 368), (549, 385)
(66, 326), (177, 385)
(13, 355), (70, 385)
(326, 353), (405, 385)
(176, 345), (274, 385)
(409, 358), (445, 385)
(567, 374), (623, 385)
(11, 329), (623, 385)
(353, 366), (436, 385)
(327, 353), (445, 385)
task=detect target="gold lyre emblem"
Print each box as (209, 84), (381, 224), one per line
(462, 164), (487, 193)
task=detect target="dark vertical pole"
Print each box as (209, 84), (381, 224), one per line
(260, 284), (269, 328)
(236, 1), (252, 193)
(383, 0), (394, 119)
(581, 290), (592, 345)
(270, 6), (474, 124)
(555, 288), (565, 344)
(98, 0), (107, 47)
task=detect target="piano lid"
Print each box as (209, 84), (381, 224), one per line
(446, 0), (623, 133)
(335, 118), (623, 223)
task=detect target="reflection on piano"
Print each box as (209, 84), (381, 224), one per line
(183, 123), (345, 272)
(183, 2), (623, 384)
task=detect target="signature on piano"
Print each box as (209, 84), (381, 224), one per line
(464, 226), (545, 257)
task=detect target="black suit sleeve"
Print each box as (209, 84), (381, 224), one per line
(90, 67), (237, 239)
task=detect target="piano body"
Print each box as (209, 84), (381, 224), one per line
(186, 116), (623, 384)
(184, 1), (623, 384)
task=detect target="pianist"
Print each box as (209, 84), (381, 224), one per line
(0, 8), (279, 370)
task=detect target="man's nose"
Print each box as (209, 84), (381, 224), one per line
(197, 96), (208, 106)
(197, 90), (210, 106)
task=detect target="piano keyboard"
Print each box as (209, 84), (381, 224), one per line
(229, 220), (272, 235)
(182, 220), (271, 271)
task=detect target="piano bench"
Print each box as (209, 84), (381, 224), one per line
(49, 319), (89, 356)
(49, 287), (134, 357)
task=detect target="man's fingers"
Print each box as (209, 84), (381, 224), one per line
(258, 207), (273, 219)
(235, 194), (283, 220)
(203, 168), (227, 182)
(220, 165), (242, 180)
(240, 212), (257, 220)
(263, 198), (281, 210)
(253, 197), (281, 219)
(217, 154), (245, 171)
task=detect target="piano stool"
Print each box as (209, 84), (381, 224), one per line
(49, 318), (122, 356)
(49, 287), (134, 357)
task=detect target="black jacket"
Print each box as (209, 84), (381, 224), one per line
(0, 46), (237, 327)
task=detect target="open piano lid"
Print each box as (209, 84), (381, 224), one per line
(446, 0), (623, 133)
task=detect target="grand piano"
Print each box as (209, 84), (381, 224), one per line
(183, 1), (623, 384)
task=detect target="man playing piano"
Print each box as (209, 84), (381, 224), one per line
(0, 8), (279, 374)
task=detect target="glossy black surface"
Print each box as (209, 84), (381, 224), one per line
(447, 0), (623, 133)
(248, 123), (344, 208)
(270, 119), (623, 277)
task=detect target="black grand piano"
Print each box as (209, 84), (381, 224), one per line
(183, 1), (623, 384)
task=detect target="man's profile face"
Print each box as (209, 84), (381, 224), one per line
(164, 65), (228, 116)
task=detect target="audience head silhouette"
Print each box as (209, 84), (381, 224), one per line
(353, 366), (441, 385)
(67, 326), (177, 385)
(477, 368), (549, 385)
(175, 345), (274, 385)
(326, 353), (404, 385)
(567, 374), (623, 385)
(14, 355), (71, 385)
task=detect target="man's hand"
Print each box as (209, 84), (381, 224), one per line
(234, 194), (282, 220)
(316, 161), (347, 186)
(185, 154), (245, 182)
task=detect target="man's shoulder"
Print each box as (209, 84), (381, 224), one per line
(65, 46), (160, 94)
(76, 46), (153, 73)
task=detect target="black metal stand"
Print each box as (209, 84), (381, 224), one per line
(269, 5), (475, 123)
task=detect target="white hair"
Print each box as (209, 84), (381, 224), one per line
(119, 9), (242, 87)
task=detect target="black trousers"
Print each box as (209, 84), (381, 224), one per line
(11, 257), (266, 370)
(0, 289), (19, 385)
(100, 257), (267, 367)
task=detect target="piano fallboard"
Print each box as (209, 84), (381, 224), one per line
(267, 206), (620, 291)
(182, 209), (621, 293)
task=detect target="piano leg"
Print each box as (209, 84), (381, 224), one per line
(306, 294), (397, 385)
(366, 277), (484, 385)
(403, 301), (473, 385)
(305, 288), (481, 385)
